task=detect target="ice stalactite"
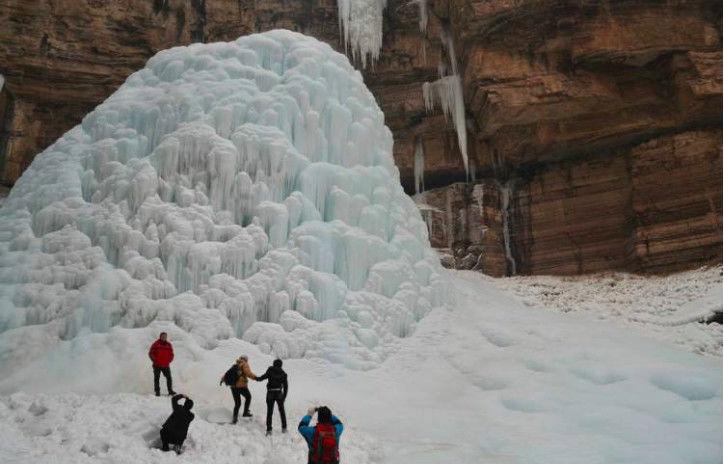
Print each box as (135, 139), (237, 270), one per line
(407, 0), (428, 33)
(500, 180), (517, 276)
(337, 0), (388, 68)
(422, 76), (468, 176)
(440, 26), (458, 75)
(421, 25), (469, 178)
(413, 137), (425, 194)
(0, 30), (447, 369)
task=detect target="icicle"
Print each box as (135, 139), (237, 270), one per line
(422, 25), (468, 178)
(440, 26), (458, 75)
(500, 180), (517, 275)
(407, 0), (428, 33)
(337, 0), (388, 68)
(421, 76), (468, 176)
(413, 137), (425, 194)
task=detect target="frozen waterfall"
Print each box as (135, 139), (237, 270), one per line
(337, 0), (388, 68)
(0, 30), (446, 369)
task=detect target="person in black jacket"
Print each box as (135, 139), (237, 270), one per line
(255, 358), (288, 435)
(160, 394), (195, 453)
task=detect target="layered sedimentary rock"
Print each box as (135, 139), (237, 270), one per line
(0, 0), (721, 275)
(422, 129), (722, 275)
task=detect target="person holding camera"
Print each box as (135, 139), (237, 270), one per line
(298, 406), (344, 464)
(160, 393), (194, 453)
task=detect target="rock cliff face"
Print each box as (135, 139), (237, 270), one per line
(0, 0), (721, 275)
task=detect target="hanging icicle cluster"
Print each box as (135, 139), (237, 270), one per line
(421, 24), (469, 178)
(337, 0), (388, 68)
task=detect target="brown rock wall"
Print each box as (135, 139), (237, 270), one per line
(422, 128), (722, 275)
(630, 130), (722, 272)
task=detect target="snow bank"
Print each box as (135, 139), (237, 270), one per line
(489, 266), (722, 356)
(0, 30), (446, 369)
(0, 391), (380, 464)
(1, 272), (718, 464)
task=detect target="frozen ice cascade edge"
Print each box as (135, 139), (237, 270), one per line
(337, 0), (388, 68)
(0, 30), (447, 369)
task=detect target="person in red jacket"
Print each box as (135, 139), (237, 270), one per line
(149, 332), (176, 396)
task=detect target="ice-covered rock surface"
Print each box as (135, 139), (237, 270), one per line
(0, 30), (445, 368)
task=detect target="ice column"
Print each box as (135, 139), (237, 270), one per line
(500, 180), (517, 275)
(409, 0), (428, 33)
(337, 0), (388, 68)
(413, 137), (425, 194)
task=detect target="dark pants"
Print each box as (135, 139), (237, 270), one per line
(153, 366), (173, 395)
(266, 390), (287, 432)
(160, 428), (184, 451)
(231, 387), (251, 421)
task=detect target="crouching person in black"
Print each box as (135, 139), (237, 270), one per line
(160, 394), (194, 453)
(256, 358), (288, 436)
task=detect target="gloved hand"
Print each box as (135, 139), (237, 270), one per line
(307, 406), (316, 416)
(219, 379), (223, 386)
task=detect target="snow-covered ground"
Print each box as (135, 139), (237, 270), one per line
(1, 269), (720, 464)
(488, 266), (723, 357)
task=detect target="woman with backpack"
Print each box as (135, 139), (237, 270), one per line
(255, 358), (289, 435)
(298, 406), (344, 464)
(219, 355), (258, 424)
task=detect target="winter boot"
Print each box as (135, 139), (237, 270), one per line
(265, 430), (272, 436)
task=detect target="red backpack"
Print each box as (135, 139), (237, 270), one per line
(309, 423), (339, 464)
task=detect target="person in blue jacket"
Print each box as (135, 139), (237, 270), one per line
(298, 406), (344, 463)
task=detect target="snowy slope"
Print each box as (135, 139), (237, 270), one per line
(0, 270), (720, 464)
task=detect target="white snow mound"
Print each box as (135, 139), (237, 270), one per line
(0, 30), (446, 368)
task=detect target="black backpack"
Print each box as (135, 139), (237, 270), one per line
(222, 365), (240, 386)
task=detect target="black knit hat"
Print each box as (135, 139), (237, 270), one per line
(317, 406), (332, 424)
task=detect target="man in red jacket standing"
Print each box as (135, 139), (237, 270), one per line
(149, 332), (176, 396)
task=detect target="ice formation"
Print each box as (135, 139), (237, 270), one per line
(337, 0), (388, 68)
(407, 0), (428, 33)
(422, 26), (469, 177)
(0, 30), (446, 368)
(500, 180), (517, 275)
(413, 137), (425, 194)
(422, 76), (468, 174)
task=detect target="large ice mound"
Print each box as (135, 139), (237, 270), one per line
(0, 30), (446, 368)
